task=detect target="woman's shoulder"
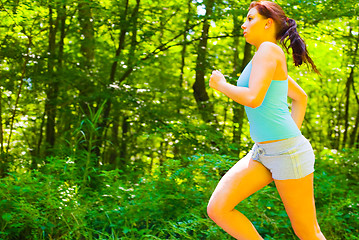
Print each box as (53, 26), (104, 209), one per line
(254, 42), (285, 62)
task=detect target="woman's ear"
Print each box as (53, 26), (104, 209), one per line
(265, 18), (274, 29)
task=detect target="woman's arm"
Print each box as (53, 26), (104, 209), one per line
(209, 42), (278, 108)
(287, 75), (307, 129)
(209, 73), (258, 108)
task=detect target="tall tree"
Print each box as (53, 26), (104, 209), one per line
(77, 0), (96, 114)
(342, 25), (359, 148)
(192, 0), (217, 123)
(44, 2), (67, 155)
(112, 0), (141, 168)
(178, 0), (192, 113)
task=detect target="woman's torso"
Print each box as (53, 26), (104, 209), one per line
(237, 51), (301, 143)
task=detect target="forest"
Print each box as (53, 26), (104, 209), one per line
(0, 0), (358, 239)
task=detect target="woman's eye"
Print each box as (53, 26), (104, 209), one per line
(248, 17), (252, 21)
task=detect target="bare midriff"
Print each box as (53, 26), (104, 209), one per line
(257, 138), (287, 144)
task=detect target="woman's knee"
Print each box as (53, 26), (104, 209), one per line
(207, 200), (229, 222)
(292, 223), (325, 240)
(206, 201), (219, 221)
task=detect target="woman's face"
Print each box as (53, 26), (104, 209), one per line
(241, 8), (268, 46)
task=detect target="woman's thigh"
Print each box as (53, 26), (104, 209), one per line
(274, 173), (323, 237)
(208, 153), (273, 212)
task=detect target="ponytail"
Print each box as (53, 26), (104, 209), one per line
(280, 18), (320, 74)
(249, 1), (320, 75)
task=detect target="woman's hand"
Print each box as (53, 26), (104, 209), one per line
(209, 70), (226, 91)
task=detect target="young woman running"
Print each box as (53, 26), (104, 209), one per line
(207, 1), (326, 239)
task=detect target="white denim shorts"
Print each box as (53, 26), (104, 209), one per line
(248, 135), (315, 180)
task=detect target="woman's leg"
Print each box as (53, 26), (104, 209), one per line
(274, 173), (326, 240)
(207, 153), (273, 240)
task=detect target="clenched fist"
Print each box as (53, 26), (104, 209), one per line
(209, 70), (226, 91)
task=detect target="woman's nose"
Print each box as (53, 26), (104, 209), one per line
(241, 23), (246, 29)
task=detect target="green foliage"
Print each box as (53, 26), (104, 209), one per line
(0, 0), (358, 170)
(0, 0), (358, 239)
(0, 149), (357, 239)
(314, 148), (359, 239)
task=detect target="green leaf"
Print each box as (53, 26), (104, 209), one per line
(2, 213), (12, 222)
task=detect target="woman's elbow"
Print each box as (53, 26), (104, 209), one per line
(293, 92), (308, 106)
(247, 97), (262, 108)
(301, 91), (308, 103)
(302, 90), (308, 99)
(290, 90), (308, 103)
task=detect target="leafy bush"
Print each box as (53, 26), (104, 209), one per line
(0, 149), (357, 239)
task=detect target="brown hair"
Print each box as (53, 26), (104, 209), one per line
(249, 1), (320, 74)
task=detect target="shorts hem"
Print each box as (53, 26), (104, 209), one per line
(272, 169), (315, 181)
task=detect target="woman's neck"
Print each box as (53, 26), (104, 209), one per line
(254, 38), (277, 50)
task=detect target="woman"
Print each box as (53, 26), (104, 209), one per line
(207, 1), (326, 240)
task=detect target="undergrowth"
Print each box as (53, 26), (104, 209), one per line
(0, 148), (358, 239)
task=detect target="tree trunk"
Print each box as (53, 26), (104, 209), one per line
(119, 116), (129, 170)
(342, 67), (353, 148)
(0, 87), (3, 156)
(108, 109), (120, 168)
(192, 0), (217, 123)
(58, 3), (66, 69)
(159, 141), (167, 175)
(110, 0), (129, 84)
(77, 0), (100, 162)
(99, 0), (140, 165)
(128, 0), (140, 67)
(334, 104), (341, 150)
(342, 26), (358, 149)
(100, 0), (130, 161)
(78, 0), (95, 64)
(44, 2), (66, 156)
(36, 113), (46, 159)
(349, 74), (359, 148)
(178, 0), (192, 113)
(77, 0), (95, 117)
(0, 87), (4, 168)
(351, 109), (359, 148)
(44, 5), (59, 155)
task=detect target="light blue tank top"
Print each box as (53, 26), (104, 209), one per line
(236, 60), (301, 142)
